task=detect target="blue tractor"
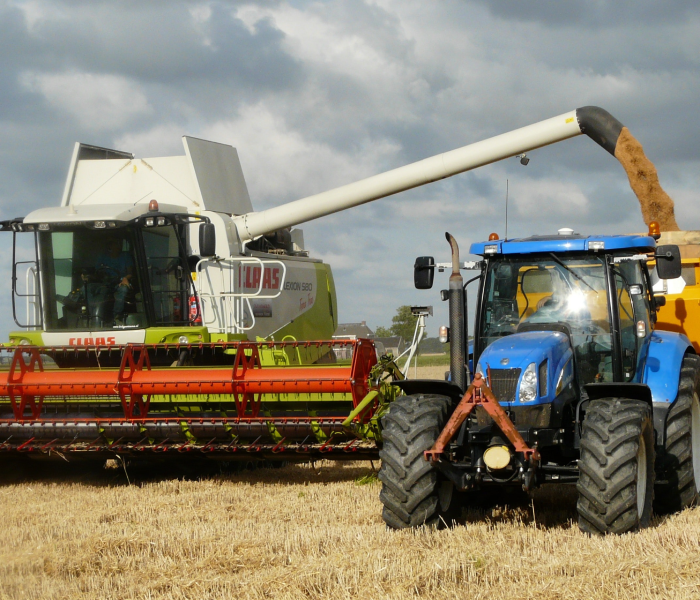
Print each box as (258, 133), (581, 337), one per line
(379, 229), (699, 534)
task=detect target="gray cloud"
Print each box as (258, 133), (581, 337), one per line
(468, 0), (699, 28)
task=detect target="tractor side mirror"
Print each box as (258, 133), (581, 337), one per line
(199, 223), (216, 257)
(655, 245), (682, 280)
(414, 256), (435, 289)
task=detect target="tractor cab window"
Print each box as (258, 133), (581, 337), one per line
(39, 229), (145, 331)
(478, 254), (612, 386)
(614, 260), (652, 382)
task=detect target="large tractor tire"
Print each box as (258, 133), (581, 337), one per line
(655, 354), (700, 514)
(577, 398), (655, 535)
(378, 394), (461, 529)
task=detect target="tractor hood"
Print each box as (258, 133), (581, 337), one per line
(476, 330), (574, 407)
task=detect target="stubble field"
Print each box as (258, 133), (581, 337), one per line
(3, 459), (700, 599)
(2, 365), (700, 599)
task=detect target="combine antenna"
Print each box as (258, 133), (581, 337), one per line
(505, 179), (509, 241)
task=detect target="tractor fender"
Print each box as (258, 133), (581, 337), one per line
(644, 330), (695, 445)
(392, 379), (464, 403)
(643, 331), (693, 404)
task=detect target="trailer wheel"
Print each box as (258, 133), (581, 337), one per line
(577, 398), (655, 535)
(655, 354), (700, 514)
(378, 394), (461, 529)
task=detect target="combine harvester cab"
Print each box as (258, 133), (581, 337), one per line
(4, 138), (338, 352)
(380, 228), (700, 535)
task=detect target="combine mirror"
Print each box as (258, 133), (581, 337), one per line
(414, 256), (435, 289)
(199, 223), (216, 257)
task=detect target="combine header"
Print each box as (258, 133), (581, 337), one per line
(0, 106), (691, 474)
(0, 340), (387, 458)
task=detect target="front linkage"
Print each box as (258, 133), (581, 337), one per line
(424, 372), (541, 492)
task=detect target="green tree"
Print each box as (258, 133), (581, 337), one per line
(376, 306), (418, 342)
(375, 326), (392, 337)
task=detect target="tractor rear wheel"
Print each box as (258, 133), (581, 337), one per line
(655, 354), (700, 514)
(379, 394), (460, 529)
(577, 398), (655, 535)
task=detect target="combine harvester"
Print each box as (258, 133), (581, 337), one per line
(0, 107), (697, 492)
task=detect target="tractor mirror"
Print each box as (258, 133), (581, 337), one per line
(655, 245), (682, 280)
(414, 256), (435, 289)
(199, 223), (216, 257)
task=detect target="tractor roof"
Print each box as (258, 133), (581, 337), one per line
(470, 233), (656, 256)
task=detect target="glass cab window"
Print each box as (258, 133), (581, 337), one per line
(478, 255), (612, 386)
(39, 229), (145, 330)
(142, 227), (189, 325)
(38, 224), (191, 331)
(614, 260), (652, 381)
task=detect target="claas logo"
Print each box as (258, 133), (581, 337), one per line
(238, 266), (281, 290)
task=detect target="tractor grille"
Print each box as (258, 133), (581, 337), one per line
(488, 368), (521, 403)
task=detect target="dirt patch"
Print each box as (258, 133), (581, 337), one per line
(614, 126), (679, 231)
(413, 365), (450, 380)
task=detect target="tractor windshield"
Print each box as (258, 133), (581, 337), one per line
(37, 224), (192, 331)
(478, 254), (613, 384)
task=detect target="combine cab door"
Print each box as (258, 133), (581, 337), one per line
(11, 230), (41, 329)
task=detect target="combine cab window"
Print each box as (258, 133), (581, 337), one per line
(478, 255), (612, 386)
(39, 229), (145, 331)
(142, 227), (189, 325)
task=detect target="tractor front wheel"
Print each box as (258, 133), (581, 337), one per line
(577, 398), (655, 535)
(378, 394), (460, 529)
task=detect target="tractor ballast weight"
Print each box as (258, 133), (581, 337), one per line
(379, 230), (700, 535)
(0, 105), (686, 465)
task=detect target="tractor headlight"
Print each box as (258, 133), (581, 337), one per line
(519, 362), (537, 402)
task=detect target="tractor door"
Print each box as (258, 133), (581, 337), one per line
(612, 260), (653, 382)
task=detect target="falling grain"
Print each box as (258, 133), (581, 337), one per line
(614, 126), (680, 231)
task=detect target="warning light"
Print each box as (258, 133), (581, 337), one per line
(488, 232), (499, 241)
(149, 199), (159, 212)
(649, 221), (661, 240)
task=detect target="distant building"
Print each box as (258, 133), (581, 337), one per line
(333, 321), (375, 340)
(374, 336), (406, 358)
(333, 321), (375, 360)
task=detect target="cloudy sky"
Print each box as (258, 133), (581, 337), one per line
(1, 0), (700, 339)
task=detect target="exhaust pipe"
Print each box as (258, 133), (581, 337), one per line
(445, 232), (466, 392)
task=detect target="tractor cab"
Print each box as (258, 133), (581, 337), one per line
(472, 235), (656, 394)
(470, 233), (681, 399)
